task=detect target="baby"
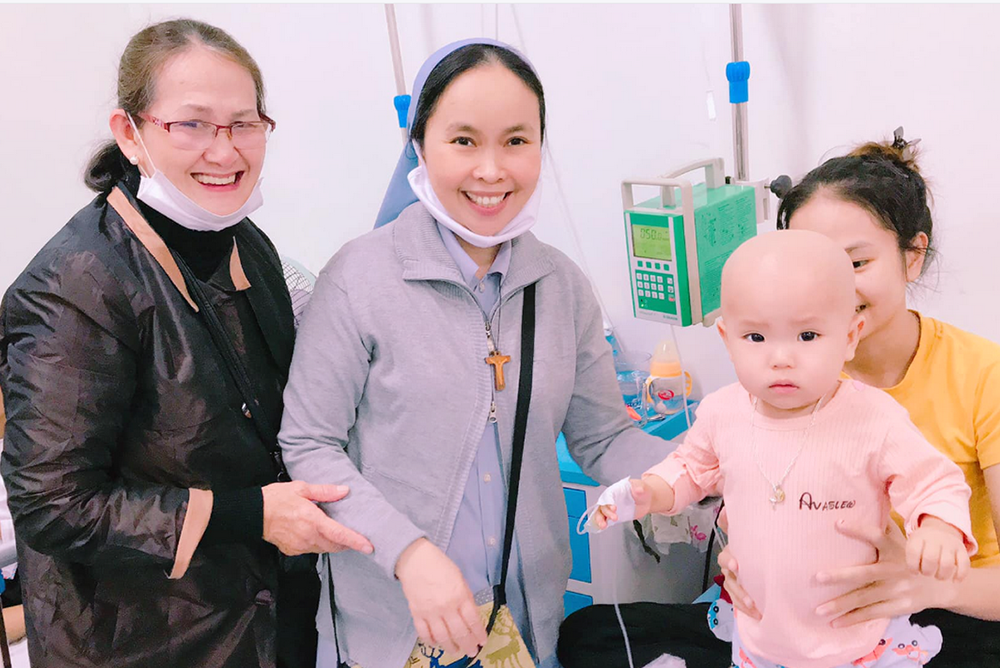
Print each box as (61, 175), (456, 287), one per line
(592, 230), (975, 668)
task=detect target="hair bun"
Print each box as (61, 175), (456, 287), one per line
(848, 127), (922, 174)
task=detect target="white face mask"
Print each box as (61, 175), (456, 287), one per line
(127, 113), (264, 232)
(406, 143), (542, 248)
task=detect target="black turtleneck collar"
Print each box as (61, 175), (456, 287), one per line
(131, 190), (237, 283)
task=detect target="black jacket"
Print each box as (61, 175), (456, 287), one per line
(0, 183), (299, 667)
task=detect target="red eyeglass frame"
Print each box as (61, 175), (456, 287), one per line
(137, 112), (276, 143)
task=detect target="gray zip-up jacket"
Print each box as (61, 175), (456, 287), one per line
(277, 202), (671, 667)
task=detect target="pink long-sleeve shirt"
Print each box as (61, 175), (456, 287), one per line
(647, 379), (976, 668)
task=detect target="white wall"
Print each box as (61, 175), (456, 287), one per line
(1, 4), (996, 400)
(760, 4), (1000, 348)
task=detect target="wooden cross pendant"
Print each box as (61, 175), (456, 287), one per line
(485, 350), (512, 391)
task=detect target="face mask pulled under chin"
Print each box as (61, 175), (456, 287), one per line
(127, 112), (264, 232)
(137, 171), (264, 233)
(405, 144), (543, 248)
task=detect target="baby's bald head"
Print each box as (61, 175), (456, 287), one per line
(721, 230), (857, 323)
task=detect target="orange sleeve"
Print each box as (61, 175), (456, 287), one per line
(169, 489), (214, 580)
(975, 362), (1000, 470)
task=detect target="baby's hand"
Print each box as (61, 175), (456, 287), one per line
(590, 503), (619, 531)
(588, 479), (652, 531)
(906, 516), (971, 581)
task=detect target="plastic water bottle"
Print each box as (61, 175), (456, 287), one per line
(645, 339), (691, 418)
(614, 351), (651, 427)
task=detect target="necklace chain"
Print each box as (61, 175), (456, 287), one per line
(749, 390), (829, 509)
(492, 286), (502, 352)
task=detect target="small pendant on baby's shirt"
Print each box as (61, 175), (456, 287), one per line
(769, 486), (786, 508)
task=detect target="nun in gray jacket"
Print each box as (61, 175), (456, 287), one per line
(277, 38), (672, 668)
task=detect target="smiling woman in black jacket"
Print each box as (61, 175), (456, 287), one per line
(0, 19), (371, 668)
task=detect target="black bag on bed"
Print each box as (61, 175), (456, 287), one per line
(557, 602), (1000, 668)
(557, 602), (730, 668)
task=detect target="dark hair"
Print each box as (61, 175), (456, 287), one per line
(409, 43), (545, 149)
(776, 140), (935, 272)
(85, 19), (267, 193)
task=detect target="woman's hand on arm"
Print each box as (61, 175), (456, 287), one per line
(812, 520), (957, 626)
(277, 268), (430, 578)
(718, 545), (761, 620)
(261, 481), (373, 556)
(716, 503), (763, 621)
(814, 464), (1000, 626)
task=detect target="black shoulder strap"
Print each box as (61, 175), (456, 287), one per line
(488, 281), (536, 632)
(234, 222), (296, 374)
(172, 251), (289, 482)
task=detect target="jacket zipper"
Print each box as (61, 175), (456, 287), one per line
(485, 319), (499, 424)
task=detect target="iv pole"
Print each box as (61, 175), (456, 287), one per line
(728, 5), (793, 214)
(384, 4), (409, 144)
(729, 4), (749, 182)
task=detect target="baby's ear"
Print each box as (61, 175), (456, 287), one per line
(716, 318), (735, 360)
(845, 313), (865, 362)
(716, 317), (728, 341)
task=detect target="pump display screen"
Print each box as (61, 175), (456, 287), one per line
(632, 224), (672, 261)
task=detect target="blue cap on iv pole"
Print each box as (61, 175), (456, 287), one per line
(726, 61), (750, 104)
(393, 94), (411, 129)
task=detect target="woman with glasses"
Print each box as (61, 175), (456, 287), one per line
(0, 19), (372, 668)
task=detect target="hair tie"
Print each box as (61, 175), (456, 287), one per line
(892, 126), (922, 163)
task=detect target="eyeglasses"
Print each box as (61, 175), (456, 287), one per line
(137, 113), (276, 151)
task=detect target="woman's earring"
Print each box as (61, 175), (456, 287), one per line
(129, 155), (139, 165)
